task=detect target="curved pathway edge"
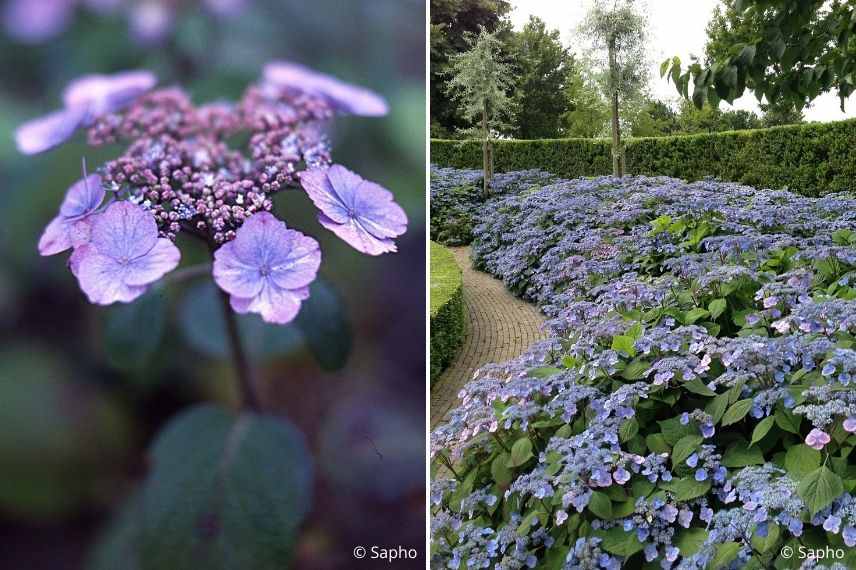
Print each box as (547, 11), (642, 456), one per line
(430, 246), (546, 429)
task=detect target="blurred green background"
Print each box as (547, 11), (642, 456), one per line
(0, 1), (426, 568)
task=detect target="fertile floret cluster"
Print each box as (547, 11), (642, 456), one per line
(19, 65), (406, 324)
(430, 168), (856, 568)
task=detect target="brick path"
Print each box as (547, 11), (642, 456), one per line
(430, 246), (546, 428)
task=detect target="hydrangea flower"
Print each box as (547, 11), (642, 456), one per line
(23, 65), (402, 326)
(300, 165), (408, 255)
(263, 61), (388, 116)
(73, 201), (180, 304)
(806, 428), (831, 450)
(15, 70), (156, 154)
(213, 212), (321, 324)
(38, 173), (104, 255)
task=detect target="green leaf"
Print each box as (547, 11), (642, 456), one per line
(751, 521), (781, 554)
(179, 282), (302, 360)
(750, 416), (776, 446)
(659, 417), (697, 446)
(139, 405), (312, 569)
(517, 510), (542, 537)
(722, 441), (765, 467)
(660, 59), (671, 78)
(103, 290), (167, 371)
(492, 453), (513, 487)
(738, 44), (757, 66)
(721, 399), (753, 426)
(798, 466), (844, 516)
(588, 491), (613, 519)
(508, 437), (534, 468)
(611, 335), (636, 357)
(683, 378), (717, 397)
(774, 408), (802, 435)
(706, 393), (730, 424)
(685, 307), (710, 324)
(619, 418), (639, 443)
(785, 444), (821, 479)
(708, 298), (727, 320)
(528, 366), (563, 378)
(711, 542), (741, 568)
(672, 435), (703, 468)
(620, 359), (650, 380)
(294, 280), (352, 371)
(646, 433), (670, 454)
(674, 527), (708, 558)
(661, 477), (711, 501)
(593, 526), (644, 557)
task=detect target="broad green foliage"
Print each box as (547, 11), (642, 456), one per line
(664, 0), (856, 111)
(93, 405), (313, 570)
(430, 242), (465, 382)
(431, 118), (856, 196)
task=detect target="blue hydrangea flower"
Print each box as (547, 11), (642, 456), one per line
(300, 164), (407, 255)
(263, 60), (388, 116)
(213, 212), (321, 325)
(38, 173), (104, 255)
(73, 201), (180, 304)
(16, 70), (156, 154)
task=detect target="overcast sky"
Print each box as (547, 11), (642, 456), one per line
(509, 0), (855, 122)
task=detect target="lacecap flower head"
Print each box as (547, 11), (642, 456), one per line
(22, 62), (404, 325)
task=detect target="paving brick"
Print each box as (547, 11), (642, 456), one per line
(430, 246), (546, 428)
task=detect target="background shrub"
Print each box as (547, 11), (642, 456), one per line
(430, 242), (465, 382)
(431, 119), (856, 196)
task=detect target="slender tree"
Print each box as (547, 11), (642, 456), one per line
(446, 27), (515, 195)
(578, 0), (649, 177)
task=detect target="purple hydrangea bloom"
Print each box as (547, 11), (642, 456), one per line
(213, 212), (321, 325)
(74, 201), (180, 304)
(263, 61), (388, 116)
(805, 428), (831, 450)
(15, 70), (156, 155)
(844, 417), (856, 433)
(2, 0), (73, 43)
(300, 165), (407, 256)
(38, 173), (104, 255)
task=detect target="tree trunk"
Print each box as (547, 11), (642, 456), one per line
(608, 39), (623, 178)
(482, 99), (491, 196)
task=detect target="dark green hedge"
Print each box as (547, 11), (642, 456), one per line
(430, 242), (465, 383)
(431, 119), (856, 196)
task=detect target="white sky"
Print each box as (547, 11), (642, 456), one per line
(509, 0), (856, 122)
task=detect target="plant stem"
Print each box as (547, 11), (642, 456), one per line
(218, 288), (261, 411)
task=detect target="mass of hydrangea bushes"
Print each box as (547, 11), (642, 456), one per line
(429, 166), (554, 246)
(431, 170), (856, 569)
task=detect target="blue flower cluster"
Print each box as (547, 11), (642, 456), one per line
(430, 169), (856, 569)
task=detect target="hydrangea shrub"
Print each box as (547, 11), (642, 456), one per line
(431, 170), (856, 569)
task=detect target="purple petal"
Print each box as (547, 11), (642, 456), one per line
(63, 70), (157, 115)
(89, 201), (158, 261)
(318, 212), (398, 255)
(301, 165), (407, 255)
(76, 250), (147, 305)
(38, 216), (72, 256)
(231, 284), (309, 325)
(263, 61), (388, 116)
(3, 0), (72, 43)
(129, 2), (173, 43)
(124, 239), (180, 286)
(212, 241), (266, 299)
(15, 106), (88, 155)
(59, 174), (104, 218)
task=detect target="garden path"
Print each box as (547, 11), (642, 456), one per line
(430, 246), (546, 428)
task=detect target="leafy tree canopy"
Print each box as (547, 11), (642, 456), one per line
(663, 0), (856, 111)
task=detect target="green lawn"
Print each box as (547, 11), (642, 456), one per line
(430, 241), (462, 317)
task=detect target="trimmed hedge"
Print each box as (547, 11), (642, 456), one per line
(430, 242), (465, 383)
(431, 118), (856, 196)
